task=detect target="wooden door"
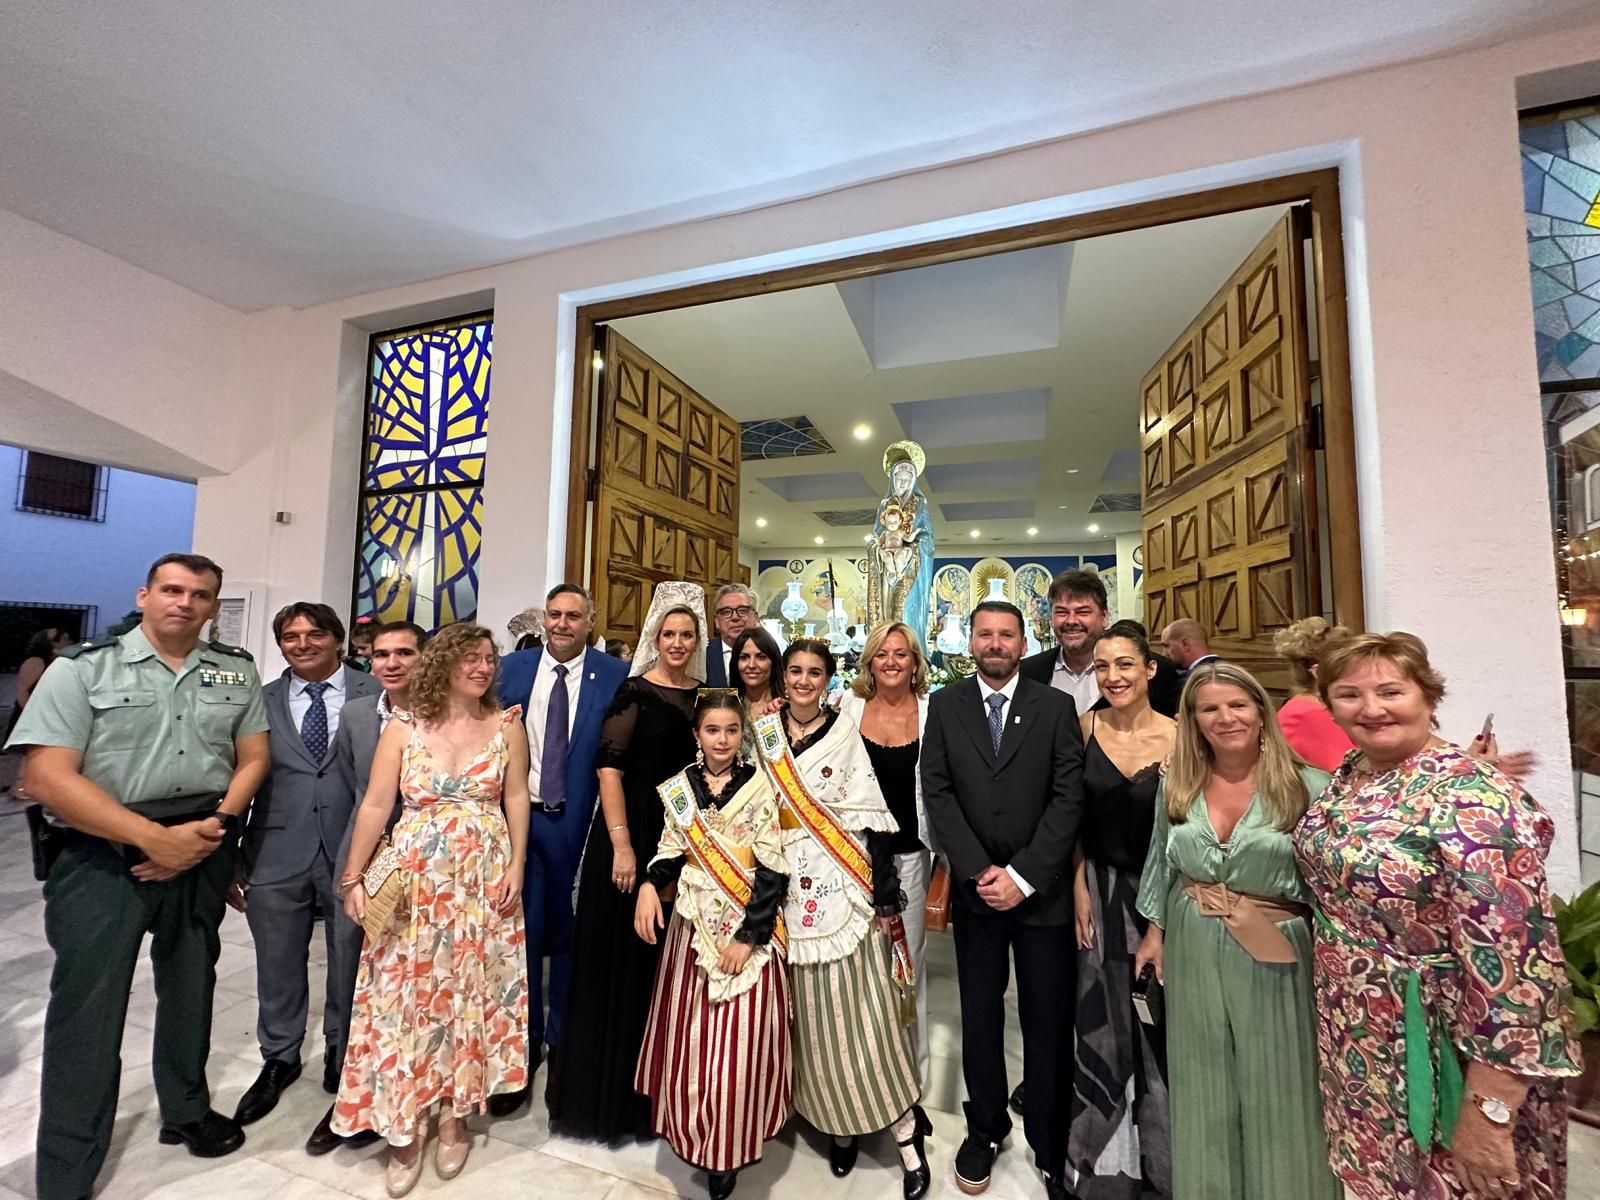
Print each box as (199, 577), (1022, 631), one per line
(1139, 212), (1318, 692)
(589, 327), (742, 643)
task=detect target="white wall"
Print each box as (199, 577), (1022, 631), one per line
(2, 22), (1597, 886)
(0, 444), (197, 637)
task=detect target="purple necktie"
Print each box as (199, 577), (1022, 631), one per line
(541, 663), (570, 812)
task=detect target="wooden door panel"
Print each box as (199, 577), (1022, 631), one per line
(591, 329), (742, 638)
(1139, 212), (1315, 679)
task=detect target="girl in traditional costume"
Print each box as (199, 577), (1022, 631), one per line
(633, 691), (791, 1200)
(756, 638), (931, 1200)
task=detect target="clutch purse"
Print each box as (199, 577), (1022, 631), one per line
(360, 834), (404, 942)
(924, 856), (951, 933)
(1132, 962), (1164, 1026)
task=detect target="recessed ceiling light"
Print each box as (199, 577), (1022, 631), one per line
(969, 529), (980, 539)
(813, 535), (825, 545)
(863, 534), (873, 543)
(852, 423), (872, 441)
(1027, 527), (1039, 536)
(1087, 523), (1100, 534)
(1065, 467), (1080, 474)
(1058, 505), (1068, 510)
(755, 517), (768, 528)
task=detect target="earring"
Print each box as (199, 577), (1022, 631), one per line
(695, 745), (706, 769)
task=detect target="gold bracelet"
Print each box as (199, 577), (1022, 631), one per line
(338, 877), (362, 894)
(608, 823), (628, 833)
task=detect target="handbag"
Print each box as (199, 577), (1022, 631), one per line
(359, 834), (405, 942)
(924, 856), (951, 933)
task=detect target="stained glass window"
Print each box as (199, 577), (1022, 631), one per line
(354, 315), (492, 629)
(1522, 106), (1600, 382)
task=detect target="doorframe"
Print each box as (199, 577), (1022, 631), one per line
(563, 168), (1364, 632)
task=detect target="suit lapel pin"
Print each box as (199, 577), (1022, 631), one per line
(1013, 715), (1021, 724)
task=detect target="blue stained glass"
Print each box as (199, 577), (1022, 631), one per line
(1523, 109), (1600, 382)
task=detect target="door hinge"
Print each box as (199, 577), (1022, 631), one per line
(1307, 405), (1325, 452)
(586, 467), (600, 502)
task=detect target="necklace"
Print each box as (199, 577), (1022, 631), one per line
(700, 759), (735, 780)
(787, 707), (824, 735)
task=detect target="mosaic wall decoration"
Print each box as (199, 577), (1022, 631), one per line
(739, 416), (836, 460)
(1522, 109), (1600, 382)
(355, 318), (492, 628)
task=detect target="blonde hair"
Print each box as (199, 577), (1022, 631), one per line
(851, 621), (930, 698)
(1317, 630), (1446, 715)
(407, 623), (502, 724)
(1165, 661), (1310, 832)
(1272, 616), (1352, 694)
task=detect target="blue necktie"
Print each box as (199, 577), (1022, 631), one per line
(301, 681), (330, 762)
(987, 692), (1006, 754)
(541, 663), (570, 812)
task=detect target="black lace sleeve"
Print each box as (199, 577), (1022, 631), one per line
(597, 681), (640, 771)
(733, 863), (789, 946)
(647, 854), (687, 892)
(867, 831), (904, 915)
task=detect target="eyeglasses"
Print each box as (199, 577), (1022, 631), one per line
(460, 653), (499, 668)
(715, 605), (757, 619)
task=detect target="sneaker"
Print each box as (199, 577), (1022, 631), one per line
(954, 1133), (998, 1195)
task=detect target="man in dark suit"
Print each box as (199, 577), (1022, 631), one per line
(1159, 616), (1219, 676)
(303, 620), (427, 1155)
(489, 582), (627, 1115)
(922, 600), (1085, 1200)
(237, 603), (381, 1127)
(703, 583), (758, 687)
(1020, 568), (1181, 719)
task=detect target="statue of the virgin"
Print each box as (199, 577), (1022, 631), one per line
(867, 440), (935, 644)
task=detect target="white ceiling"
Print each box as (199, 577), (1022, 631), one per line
(2, 0), (1592, 311)
(613, 204), (1288, 551)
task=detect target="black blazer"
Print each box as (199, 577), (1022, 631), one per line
(1018, 646), (1182, 718)
(920, 675), (1085, 927)
(704, 640), (732, 688)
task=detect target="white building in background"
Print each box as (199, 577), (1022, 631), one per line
(0, 442), (196, 656)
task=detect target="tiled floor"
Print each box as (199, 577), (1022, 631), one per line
(0, 805), (1594, 1199)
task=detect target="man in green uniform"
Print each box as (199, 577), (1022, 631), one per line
(5, 552), (271, 1200)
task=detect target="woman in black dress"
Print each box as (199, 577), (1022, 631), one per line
(547, 581), (706, 1141)
(1066, 623), (1174, 1199)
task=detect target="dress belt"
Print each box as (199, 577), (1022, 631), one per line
(1179, 875), (1309, 963)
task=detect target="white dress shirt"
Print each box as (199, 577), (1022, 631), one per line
(1050, 652), (1101, 715)
(525, 649), (584, 802)
(288, 669), (348, 740)
(376, 689), (399, 730)
(977, 673), (1036, 899)
(716, 639), (734, 683)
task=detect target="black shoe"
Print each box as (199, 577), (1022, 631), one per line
(1008, 1081), (1024, 1115)
(488, 1087), (528, 1118)
(158, 1109), (246, 1158)
(954, 1133), (998, 1195)
(233, 1058), (302, 1126)
(828, 1135), (859, 1178)
(1043, 1171), (1073, 1200)
(898, 1105), (933, 1200)
(708, 1169), (738, 1200)
(305, 1106), (342, 1157)
(323, 1045), (340, 1094)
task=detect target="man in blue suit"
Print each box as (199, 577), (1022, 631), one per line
(703, 583), (759, 688)
(488, 583), (626, 1116)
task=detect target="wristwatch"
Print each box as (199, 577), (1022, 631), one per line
(1469, 1092), (1514, 1126)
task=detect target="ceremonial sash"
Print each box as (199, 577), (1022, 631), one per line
(752, 713), (874, 901)
(658, 771), (788, 954)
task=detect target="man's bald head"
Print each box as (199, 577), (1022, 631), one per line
(1160, 618), (1212, 669)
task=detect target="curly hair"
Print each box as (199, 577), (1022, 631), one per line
(851, 621), (929, 698)
(406, 622), (502, 723)
(1272, 615), (1352, 694)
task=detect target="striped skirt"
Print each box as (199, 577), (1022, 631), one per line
(634, 915), (791, 1173)
(790, 929), (920, 1137)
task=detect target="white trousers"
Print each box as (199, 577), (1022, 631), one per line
(894, 847), (931, 1086)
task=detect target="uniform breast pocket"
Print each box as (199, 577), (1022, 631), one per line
(87, 689), (158, 751)
(195, 689), (248, 747)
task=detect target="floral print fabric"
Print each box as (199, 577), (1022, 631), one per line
(1292, 743), (1579, 1199)
(332, 709), (530, 1145)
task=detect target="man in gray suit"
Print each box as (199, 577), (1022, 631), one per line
(303, 620), (426, 1155)
(236, 603), (381, 1127)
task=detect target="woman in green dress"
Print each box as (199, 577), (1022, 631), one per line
(1133, 661), (1339, 1200)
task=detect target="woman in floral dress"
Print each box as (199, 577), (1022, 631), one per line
(1293, 632), (1579, 1200)
(335, 623), (532, 1197)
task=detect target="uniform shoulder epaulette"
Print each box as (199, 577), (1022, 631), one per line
(57, 636), (119, 660)
(207, 641), (255, 662)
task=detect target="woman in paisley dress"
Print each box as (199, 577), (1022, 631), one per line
(547, 581), (705, 1141)
(1067, 625), (1174, 1198)
(1132, 661), (1339, 1200)
(1292, 632), (1580, 1200)
(634, 692), (791, 1200)
(335, 623), (531, 1197)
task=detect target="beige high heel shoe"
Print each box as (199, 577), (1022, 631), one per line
(434, 1115), (471, 1181)
(386, 1119), (430, 1198)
